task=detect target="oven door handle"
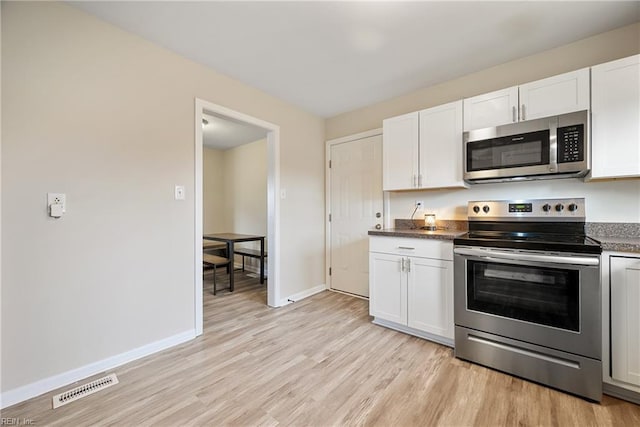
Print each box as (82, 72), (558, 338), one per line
(453, 247), (599, 267)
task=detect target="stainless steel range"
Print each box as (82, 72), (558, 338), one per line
(453, 198), (603, 401)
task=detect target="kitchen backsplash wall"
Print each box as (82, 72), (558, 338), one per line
(387, 178), (640, 225)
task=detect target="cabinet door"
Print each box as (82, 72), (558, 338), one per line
(519, 68), (590, 121)
(463, 86), (518, 131)
(419, 100), (466, 189)
(369, 253), (407, 325)
(382, 112), (419, 190)
(407, 256), (454, 339)
(591, 55), (640, 179)
(610, 256), (640, 387)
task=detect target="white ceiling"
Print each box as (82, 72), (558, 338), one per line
(202, 113), (268, 150)
(71, 1), (639, 119)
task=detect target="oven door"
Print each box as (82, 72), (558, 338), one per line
(453, 246), (601, 360)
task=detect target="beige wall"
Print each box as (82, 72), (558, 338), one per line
(1, 1), (324, 397)
(203, 139), (268, 240)
(202, 147), (226, 234)
(326, 22), (640, 140)
(222, 139), (268, 238)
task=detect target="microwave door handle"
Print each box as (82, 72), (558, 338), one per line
(549, 117), (558, 172)
(453, 247), (599, 267)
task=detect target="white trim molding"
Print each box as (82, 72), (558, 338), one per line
(0, 330), (195, 409)
(279, 284), (327, 306)
(194, 98), (282, 337)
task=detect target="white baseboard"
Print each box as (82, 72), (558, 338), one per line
(279, 283), (326, 306)
(1, 329), (195, 409)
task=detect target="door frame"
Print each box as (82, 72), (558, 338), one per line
(195, 98), (281, 336)
(325, 128), (385, 295)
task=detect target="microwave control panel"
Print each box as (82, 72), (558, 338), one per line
(557, 124), (584, 163)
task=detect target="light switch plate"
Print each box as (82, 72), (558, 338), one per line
(175, 185), (185, 200)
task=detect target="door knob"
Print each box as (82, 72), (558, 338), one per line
(375, 224), (382, 230)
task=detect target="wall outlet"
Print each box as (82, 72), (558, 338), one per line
(415, 200), (424, 209)
(47, 193), (66, 209)
(47, 193), (66, 218)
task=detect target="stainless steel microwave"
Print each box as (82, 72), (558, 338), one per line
(463, 110), (589, 183)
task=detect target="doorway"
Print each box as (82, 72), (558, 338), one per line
(194, 98), (281, 336)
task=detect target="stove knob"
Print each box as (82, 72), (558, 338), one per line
(555, 203), (564, 212)
(482, 205), (490, 213)
(542, 203), (551, 212)
(473, 205), (480, 213)
(568, 203), (578, 212)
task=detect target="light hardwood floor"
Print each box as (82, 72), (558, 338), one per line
(4, 271), (640, 426)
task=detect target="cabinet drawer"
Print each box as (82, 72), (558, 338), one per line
(369, 236), (453, 261)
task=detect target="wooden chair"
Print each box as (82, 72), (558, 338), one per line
(203, 253), (231, 295)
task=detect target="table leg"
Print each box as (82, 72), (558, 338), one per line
(229, 241), (235, 292)
(260, 238), (265, 284)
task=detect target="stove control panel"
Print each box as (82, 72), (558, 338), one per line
(468, 198), (585, 221)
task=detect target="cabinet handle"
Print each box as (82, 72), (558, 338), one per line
(397, 246), (415, 250)
(401, 258), (406, 272)
(418, 174), (423, 187)
(521, 104), (526, 121)
(406, 258), (411, 273)
(413, 174), (417, 188)
(512, 106), (517, 122)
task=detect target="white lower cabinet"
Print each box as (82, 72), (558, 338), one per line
(602, 252), (640, 403)
(369, 252), (407, 325)
(369, 236), (454, 346)
(610, 255), (640, 387)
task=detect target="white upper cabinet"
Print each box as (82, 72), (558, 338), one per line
(463, 87), (518, 131)
(463, 68), (590, 131)
(519, 68), (590, 121)
(590, 54), (640, 179)
(419, 100), (466, 189)
(383, 101), (466, 191)
(382, 112), (419, 191)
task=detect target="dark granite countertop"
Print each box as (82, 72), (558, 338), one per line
(368, 228), (465, 241)
(368, 220), (640, 253)
(587, 223), (640, 254)
(369, 219), (468, 241)
(591, 236), (640, 254)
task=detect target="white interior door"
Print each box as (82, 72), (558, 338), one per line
(329, 134), (383, 297)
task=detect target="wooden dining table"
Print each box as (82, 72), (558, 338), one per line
(203, 233), (265, 292)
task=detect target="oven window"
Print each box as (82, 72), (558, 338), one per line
(467, 260), (579, 331)
(467, 130), (550, 171)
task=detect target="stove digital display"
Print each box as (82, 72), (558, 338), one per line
(509, 203), (532, 213)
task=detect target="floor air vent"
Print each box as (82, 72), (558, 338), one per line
(52, 373), (119, 408)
